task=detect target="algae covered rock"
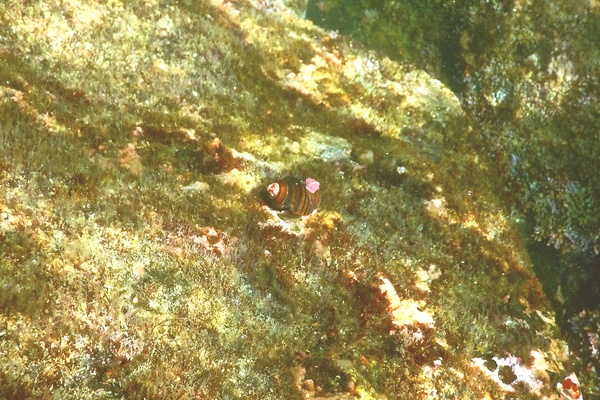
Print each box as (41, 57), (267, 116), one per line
(0, 0), (580, 398)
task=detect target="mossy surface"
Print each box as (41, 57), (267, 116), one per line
(0, 1), (577, 398)
(307, 0), (600, 396)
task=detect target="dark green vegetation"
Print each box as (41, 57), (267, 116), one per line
(308, 0), (600, 396)
(0, 0), (584, 399)
(308, 0), (600, 254)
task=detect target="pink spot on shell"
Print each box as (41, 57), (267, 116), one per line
(267, 182), (280, 198)
(305, 178), (320, 193)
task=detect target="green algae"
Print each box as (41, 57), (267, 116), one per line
(0, 0), (584, 398)
(307, 0), (600, 396)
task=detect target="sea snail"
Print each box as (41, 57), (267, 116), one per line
(265, 176), (320, 216)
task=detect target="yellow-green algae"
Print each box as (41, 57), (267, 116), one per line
(0, 0), (574, 398)
(305, 1), (600, 396)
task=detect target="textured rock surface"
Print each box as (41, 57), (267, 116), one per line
(0, 0), (582, 398)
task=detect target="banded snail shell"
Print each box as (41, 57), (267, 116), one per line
(266, 176), (320, 216)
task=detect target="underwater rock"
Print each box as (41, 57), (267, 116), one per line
(181, 181), (210, 194)
(557, 373), (582, 400)
(201, 138), (239, 173)
(357, 150), (374, 166)
(1, 0), (583, 398)
(300, 131), (352, 164)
